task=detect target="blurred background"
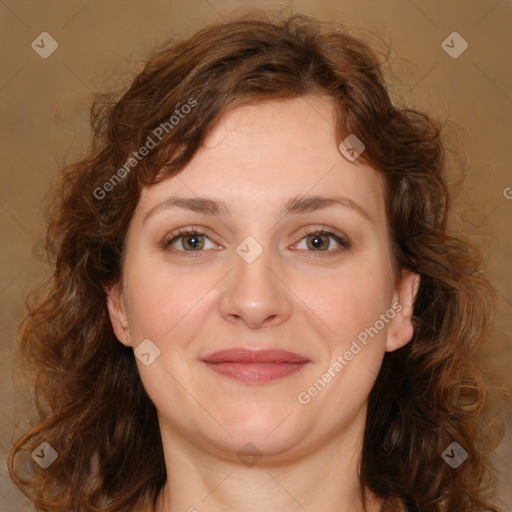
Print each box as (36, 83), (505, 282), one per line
(0, 0), (511, 510)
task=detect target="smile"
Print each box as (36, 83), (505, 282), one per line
(201, 349), (310, 383)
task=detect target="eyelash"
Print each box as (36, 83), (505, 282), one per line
(162, 226), (351, 257)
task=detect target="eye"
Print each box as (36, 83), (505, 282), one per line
(162, 226), (351, 257)
(293, 227), (351, 254)
(162, 227), (217, 255)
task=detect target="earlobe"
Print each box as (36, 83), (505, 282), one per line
(385, 271), (421, 353)
(105, 282), (132, 347)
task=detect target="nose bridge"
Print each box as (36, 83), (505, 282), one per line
(232, 233), (278, 298)
(219, 233), (291, 327)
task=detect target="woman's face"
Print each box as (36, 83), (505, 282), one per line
(107, 95), (419, 461)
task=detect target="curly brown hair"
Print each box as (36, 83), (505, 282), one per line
(8, 11), (504, 512)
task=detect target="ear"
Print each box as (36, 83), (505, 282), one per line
(105, 282), (132, 347)
(385, 270), (421, 352)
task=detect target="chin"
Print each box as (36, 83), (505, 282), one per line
(203, 405), (309, 456)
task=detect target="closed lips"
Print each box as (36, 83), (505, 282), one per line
(201, 348), (310, 383)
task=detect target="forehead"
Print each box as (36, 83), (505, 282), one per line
(137, 95), (385, 222)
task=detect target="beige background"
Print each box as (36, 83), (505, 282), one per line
(0, 0), (511, 510)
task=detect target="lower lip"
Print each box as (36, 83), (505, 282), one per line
(203, 361), (309, 382)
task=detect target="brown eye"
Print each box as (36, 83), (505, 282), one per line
(180, 233), (205, 250)
(163, 228), (216, 254)
(295, 229), (351, 254)
(306, 233), (331, 251)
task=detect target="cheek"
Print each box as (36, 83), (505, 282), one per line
(298, 272), (391, 412)
(305, 265), (394, 343)
(122, 257), (210, 342)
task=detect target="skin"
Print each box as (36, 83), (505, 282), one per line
(106, 94), (420, 512)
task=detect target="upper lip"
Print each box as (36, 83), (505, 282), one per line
(201, 348), (310, 364)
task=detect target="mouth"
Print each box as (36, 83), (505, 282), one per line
(201, 348), (310, 383)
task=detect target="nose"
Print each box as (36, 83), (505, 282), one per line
(219, 239), (292, 329)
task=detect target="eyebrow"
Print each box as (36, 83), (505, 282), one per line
(143, 194), (374, 224)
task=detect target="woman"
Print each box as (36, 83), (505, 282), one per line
(8, 12), (503, 512)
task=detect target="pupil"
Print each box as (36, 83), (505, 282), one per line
(310, 234), (326, 250)
(187, 235), (201, 249)
(184, 234), (329, 251)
